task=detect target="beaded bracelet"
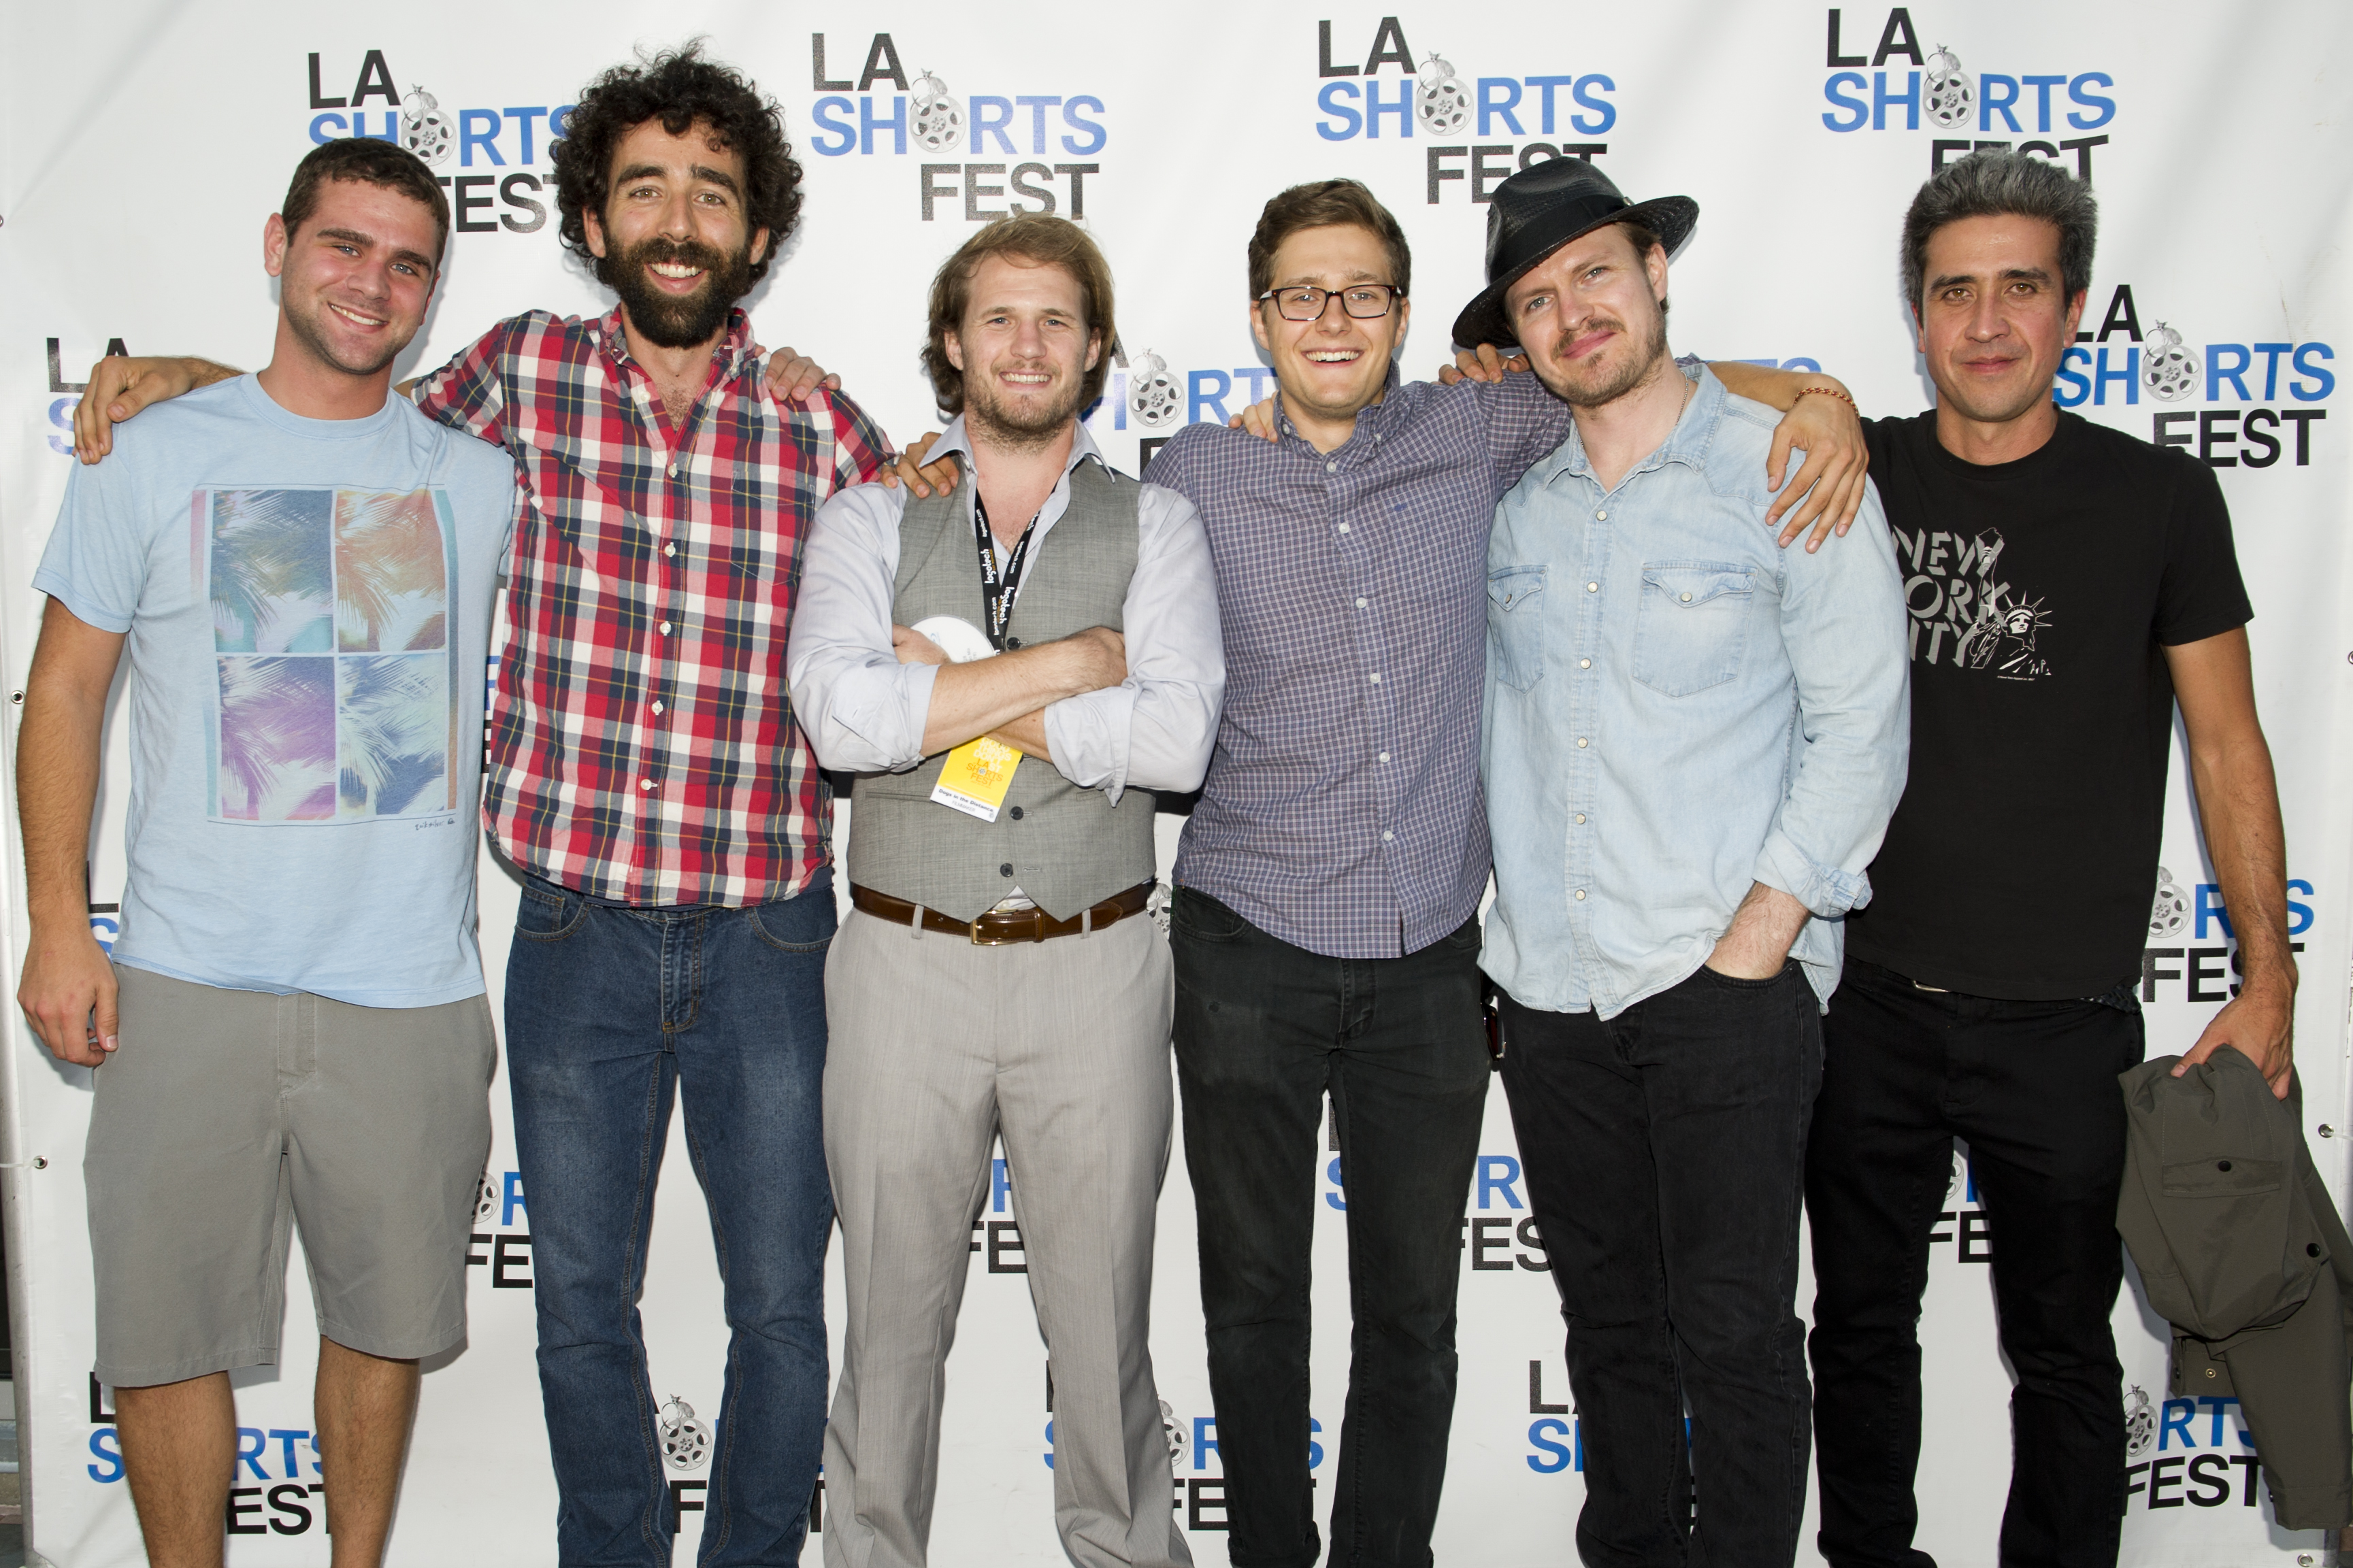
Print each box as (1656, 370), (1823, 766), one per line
(1794, 384), (1857, 409)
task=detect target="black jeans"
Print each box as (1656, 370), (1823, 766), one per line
(1499, 963), (1823, 1568)
(1170, 887), (1490, 1568)
(1805, 958), (2145, 1568)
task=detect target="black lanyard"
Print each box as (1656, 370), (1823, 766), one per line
(971, 489), (1041, 652)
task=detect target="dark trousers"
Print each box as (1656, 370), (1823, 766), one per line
(1806, 958), (2145, 1568)
(1170, 888), (1490, 1568)
(1498, 964), (1823, 1568)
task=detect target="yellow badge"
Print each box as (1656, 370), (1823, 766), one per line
(930, 736), (1023, 822)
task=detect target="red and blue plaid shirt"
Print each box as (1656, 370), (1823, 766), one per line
(415, 305), (890, 907)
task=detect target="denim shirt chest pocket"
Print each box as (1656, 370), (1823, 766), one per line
(1633, 562), (1754, 697)
(1487, 565), (1547, 691)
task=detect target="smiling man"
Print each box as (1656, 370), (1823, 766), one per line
(788, 214), (1220, 1568)
(16, 138), (515, 1568)
(1805, 152), (2294, 1568)
(1466, 157), (1909, 1567)
(1132, 177), (1873, 1568)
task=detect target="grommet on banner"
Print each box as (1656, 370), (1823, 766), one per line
(2320, 1124), (2335, 1138)
(0, 1157), (46, 1170)
(8, 690), (20, 704)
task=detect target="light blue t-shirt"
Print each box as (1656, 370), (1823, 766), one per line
(34, 374), (519, 1007)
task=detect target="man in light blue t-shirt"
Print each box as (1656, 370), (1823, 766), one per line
(15, 138), (516, 1568)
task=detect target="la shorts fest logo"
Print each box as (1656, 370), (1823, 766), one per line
(1817, 7), (2115, 180)
(2040, 286), (2335, 471)
(2142, 867), (2317, 1012)
(802, 32), (1108, 222)
(303, 48), (569, 238)
(1306, 16), (1620, 207)
(86, 1376), (330, 1539)
(2121, 1382), (2270, 1516)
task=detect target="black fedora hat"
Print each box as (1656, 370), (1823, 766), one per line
(1451, 159), (1698, 350)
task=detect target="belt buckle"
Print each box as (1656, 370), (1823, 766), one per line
(969, 912), (1033, 946)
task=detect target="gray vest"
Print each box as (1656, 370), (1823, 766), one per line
(847, 458), (1155, 920)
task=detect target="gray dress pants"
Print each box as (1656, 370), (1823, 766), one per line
(821, 906), (1191, 1568)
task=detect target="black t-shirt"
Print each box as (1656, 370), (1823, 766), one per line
(1843, 410), (2252, 999)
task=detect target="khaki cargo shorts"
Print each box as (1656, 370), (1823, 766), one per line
(86, 966), (496, 1387)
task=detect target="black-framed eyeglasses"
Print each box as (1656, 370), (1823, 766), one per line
(1256, 284), (1406, 321)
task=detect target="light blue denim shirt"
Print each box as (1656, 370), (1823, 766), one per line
(1481, 365), (1910, 1018)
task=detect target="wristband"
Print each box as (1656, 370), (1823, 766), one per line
(1794, 384), (1856, 410)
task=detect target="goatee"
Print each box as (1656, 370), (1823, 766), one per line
(1550, 301), (1671, 410)
(602, 235), (754, 350)
(964, 367), (1087, 454)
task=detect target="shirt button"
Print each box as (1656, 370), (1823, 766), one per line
(1681, 592), (1693, 602)
(668, 463), (680, 479)
(665, 543), (676, 557)
(1596, 510), (1607, 520)
(1586, 582), (1599, 593)
(1337, 523), (1351, 535)
(1575, 814), (1587, 824)
(651, 700), (665, 714)
(1009, 806), (1024, 820)
(1368, 672), (1382, 684)
(640, 779), (655, 791)
(1579, 658), (1592, 669)
(1326, 461), (1338, 473)
(1000, 863), (1015, 878)
(1382, 831), (1394, 842)
(1355, 597), (1368, 608)
(1576, 737), (1588, 748)
(1574, 889), (1587, 901)
(1378, 751), (1390, 762)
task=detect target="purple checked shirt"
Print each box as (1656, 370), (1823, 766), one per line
(1145, 366), (1574, 958)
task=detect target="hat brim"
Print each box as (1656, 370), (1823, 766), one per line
(1451, 195), (1699, 351)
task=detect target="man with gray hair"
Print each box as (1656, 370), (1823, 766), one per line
(1805, 151), (2295, 1565)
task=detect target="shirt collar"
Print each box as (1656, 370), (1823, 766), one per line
(1529, 357), (1720, 490)
(1271, 361), (1406, 454)
(593, 303), (759, 382)
(932, 413), (1106, 478)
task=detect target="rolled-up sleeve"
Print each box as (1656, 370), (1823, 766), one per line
(785, 483), (938, 773)
(1751, 482), (1911, 918)
(1041, 483), (1224, 799)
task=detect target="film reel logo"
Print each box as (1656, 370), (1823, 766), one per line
(2149, 867), (2190, 941)
(401, 84), (455, 167)
(659, 1395), (712, 1471)
(2124, 1385), (2156, 1458)
(2142, 322), (2199, 403)
(1415, 54), (1470, 136)
(1127, 350), (1181, 430)
(1923, 45), (1975, 130)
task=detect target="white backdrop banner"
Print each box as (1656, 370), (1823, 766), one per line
(3, 2), (2350, 1564)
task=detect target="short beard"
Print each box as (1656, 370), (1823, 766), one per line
(601, 234), (754, 350)
(1545, 297), (1672, 410)
(962, 369), (1087, 454)
(282, 294), (410, 379)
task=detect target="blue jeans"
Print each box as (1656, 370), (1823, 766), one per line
(506, 867), (836, 1567)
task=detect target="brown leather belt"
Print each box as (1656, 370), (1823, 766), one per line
(849, 882), (1155, 945)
